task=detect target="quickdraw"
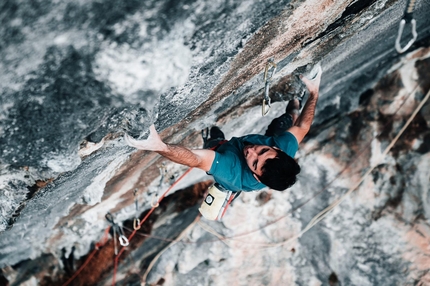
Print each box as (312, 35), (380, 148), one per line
(262, 58), (277, 116)
(133, 189), (141, 230)
(395, 0), (418, 53)
(201, 127), (209, 145)
(151, 163), (166, 208)
(105, 212), (129, 255)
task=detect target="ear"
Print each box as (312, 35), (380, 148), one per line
(253, 173), (261, 182)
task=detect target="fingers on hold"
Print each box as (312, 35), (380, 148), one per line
(124, 135), (132, 146)
(301, 77), (311, 85)
(149, 124), (157, 134)
(125, 134), (138, 147)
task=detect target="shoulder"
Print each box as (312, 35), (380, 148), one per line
(189, 149), (216, 171)
(216, 137), (244, 153)
(209, 149), (240, 174)
(272, 132), (299, 157)
(239, 134), (271, 145)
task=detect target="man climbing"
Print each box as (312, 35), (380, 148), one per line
(125, 66), (322, 193)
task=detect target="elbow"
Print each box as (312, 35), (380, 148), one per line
(294, 122), (311, 133)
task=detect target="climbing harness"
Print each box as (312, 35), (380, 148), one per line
(198, 134), (238, 221)
(201, 127), (228, 149)
(262, 58), (277, 116)
(105, 212), (129, 255)
(133, 189), (141, 230)
(395, 0), (418, 53)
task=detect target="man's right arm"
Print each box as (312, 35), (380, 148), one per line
(125, 125), (215, 172)
(287, 70), (321, 144)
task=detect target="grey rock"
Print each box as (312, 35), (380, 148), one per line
(0, 0), (430, 285)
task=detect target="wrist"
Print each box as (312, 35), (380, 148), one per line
(309, 90), (319, 98)
(156, 142), (169, 153)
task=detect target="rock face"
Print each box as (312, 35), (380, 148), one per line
(1, 0), (430, 285)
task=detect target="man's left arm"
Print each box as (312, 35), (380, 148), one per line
(157, 146), (215, 172)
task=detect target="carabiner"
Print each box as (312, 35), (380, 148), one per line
(117, 225), (130, 246)
(262, 98), (271, 116)
(118, 234), (129, 246)
(113, 227), (118, 255)
(264, 59), (277, 82)
(105, 212), (115, 224)
(133, 218), (141, 230)
(395, 18), (417, 54)
(106, 212), (129, 250)
(262, 59), (277, 116)
(134, 196), (139, 212)
(158, 163), (166, 186)
(150, 164), (165, 207)
(151, 194), (160, 208)
(133, 188), (141, 229)
(201, 127), (209, 143)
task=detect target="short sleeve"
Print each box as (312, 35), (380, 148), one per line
(208, 150), (266, 192)
(208, 151), (242, 191)
(273, 131), (299, 157)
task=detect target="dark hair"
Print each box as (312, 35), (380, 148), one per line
(258, 149), (300, 191)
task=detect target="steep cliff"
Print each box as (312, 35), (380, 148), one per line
(1, 0), (430, 285)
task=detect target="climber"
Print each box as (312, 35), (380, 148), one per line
(125, 66), (322, 192)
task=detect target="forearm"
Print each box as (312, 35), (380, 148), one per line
(155, 144), (215, 171)
(294, 91), (319, 130)
(288, 69), (321, 143)
(157, 144), (201, 167)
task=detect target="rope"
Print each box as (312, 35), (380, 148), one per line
(109, 85), (424, 253)
(110, 86), (430, 280)
(62, 86), (427, 284)
(197, 221), (234, 248)
(111, 135), (225, 284)
(213, 84), (420, 241)
(141, 216), (200, 283)
(62, 226), (111, 286)
(112, 167), (194, 286)
(262, 58), (277, 116)
(229, 87), (430, 249)
(122, 225), (196, 243)
(63, 167), (194, 286)
(297, 88), (430, 235)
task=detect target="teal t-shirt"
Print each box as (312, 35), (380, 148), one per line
(208, 132), (299, 192)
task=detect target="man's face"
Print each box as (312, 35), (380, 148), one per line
(243, 144), (278, 178)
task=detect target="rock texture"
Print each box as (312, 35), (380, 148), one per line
(1, 0), (430, 285)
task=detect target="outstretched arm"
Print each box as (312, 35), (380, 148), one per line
(288, 69), (322, 144)
(125, 125), (215, 172)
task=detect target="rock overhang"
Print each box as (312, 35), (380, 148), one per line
(0, 0), (430, 284)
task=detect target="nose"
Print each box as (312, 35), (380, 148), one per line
(247, 146), (258, 157)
